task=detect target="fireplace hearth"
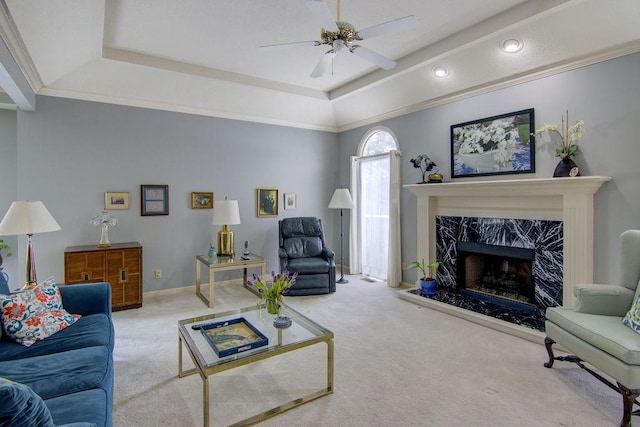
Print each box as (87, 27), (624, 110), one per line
(408, 288), (545, 331)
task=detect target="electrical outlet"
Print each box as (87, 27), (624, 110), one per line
(155, 269), (162, 279)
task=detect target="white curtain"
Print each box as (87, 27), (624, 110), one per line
(387, 149), (402, 287)
(349, 156), (360, 274)
(349, 150), (402, 287)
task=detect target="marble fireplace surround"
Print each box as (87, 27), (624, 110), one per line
(399, 176), (611, 342)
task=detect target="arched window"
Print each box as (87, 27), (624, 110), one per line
(351, 126), (402, 286)
(358, 126), (399, 157)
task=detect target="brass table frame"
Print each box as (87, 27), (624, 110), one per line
(178, 305), (334, 426)
(195, 254), (266, 308)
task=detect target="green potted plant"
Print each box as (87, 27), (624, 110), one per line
(0, 239), (12, 268)
(407, 259), (440, 296)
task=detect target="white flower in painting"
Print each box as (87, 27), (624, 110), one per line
(455, 118), (520, 167)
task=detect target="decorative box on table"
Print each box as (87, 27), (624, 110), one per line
(199, 317), (268, 357)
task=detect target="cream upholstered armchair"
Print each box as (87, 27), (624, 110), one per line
(544, 229), (640, 427)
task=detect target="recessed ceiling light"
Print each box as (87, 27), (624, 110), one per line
(502, 38), (523, 53)
(432, 66), (450, 78)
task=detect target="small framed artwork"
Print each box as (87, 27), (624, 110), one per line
(451, 108), (535, 178)
(104, 192), (130, 210)
(257, 188), (279, 217)
(141, 185), (169, 216)
(191, 192), (214, 209)
(283, 193), (296, 210)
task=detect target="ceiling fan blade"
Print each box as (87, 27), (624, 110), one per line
(306, 0), (339, 32)
(259, 41), (318, 51)
(351, 46), (396, 70)
(357, 15), (419, 39)
(310, 51), (336, 78)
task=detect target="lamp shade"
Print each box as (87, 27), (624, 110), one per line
(328, 189), (354, 210)
(0, 201), (61, 235)
(212, 200), (241, 225)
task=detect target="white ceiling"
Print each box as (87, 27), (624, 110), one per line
(2, 0), (640, 131)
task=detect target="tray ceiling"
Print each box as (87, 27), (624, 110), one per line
(2, 0), (640, 131)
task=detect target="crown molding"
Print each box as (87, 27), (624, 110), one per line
(0, 0), (42, 92)
(35, 39), (640, 135)
(38, 86), (339, 133)
(336, 40), (640, 133)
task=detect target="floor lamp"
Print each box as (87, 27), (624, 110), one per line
(0, 201), (61, 289)
(328, 188), (354, 284)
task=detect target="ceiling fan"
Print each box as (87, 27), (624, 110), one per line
(259, 0), (419, 78)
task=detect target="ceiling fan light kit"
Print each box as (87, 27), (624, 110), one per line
(259, 0), (419, 78)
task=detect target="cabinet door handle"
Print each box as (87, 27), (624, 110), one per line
(120, 268), (127, 282)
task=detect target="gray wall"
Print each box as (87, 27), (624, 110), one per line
(3, 52), (639, 291)
(339, 52), (640, 284)
(0, 109), (17, 276)
(9, 96), (339, 291)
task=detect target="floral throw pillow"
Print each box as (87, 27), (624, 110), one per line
(0, 279), (80, 346)
(622, 293), (640, 334)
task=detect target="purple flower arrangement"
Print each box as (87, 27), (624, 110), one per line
(248, 269), (298, 314)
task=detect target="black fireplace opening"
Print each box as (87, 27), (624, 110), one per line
(456, 241), (536, 312)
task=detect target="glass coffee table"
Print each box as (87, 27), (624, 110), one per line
(178, 304), (334, 426)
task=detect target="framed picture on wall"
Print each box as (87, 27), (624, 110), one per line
(104, 192), (130, 210)
(141, 185), (169, 216)
(257, 188), (278, 217)
(283, 193), (296, 210)
(451, 108), (535, 178)
(191, 192), (213, 209)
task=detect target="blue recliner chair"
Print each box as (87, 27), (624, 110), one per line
(279, 217), (336, 296)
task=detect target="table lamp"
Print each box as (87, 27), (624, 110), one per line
(328, 188), (354, 284)
(212, 199), (241, 257)
(0, 201), (61, 289)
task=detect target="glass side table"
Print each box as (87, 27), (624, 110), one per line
(195, 253), (266, 308)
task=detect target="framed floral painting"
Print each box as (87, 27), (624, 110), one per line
(450, 108), (535, 178)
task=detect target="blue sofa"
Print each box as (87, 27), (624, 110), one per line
(0, 279), (114, 426)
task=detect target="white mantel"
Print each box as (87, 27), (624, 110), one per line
(404, 176), (611, 308)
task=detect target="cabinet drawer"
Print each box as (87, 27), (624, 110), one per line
(65, 252), (105, 283)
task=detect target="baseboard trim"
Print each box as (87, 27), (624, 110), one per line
(143, 278), (243, 298)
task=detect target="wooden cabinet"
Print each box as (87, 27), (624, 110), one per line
(65, 242), (142, 311)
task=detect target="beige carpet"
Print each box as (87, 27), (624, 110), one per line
(111, 276), (622, 426)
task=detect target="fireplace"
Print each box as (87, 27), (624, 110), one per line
(457, 241), (535, 310)
(436, 216), (563, 310)
(400, 177), (611, 342)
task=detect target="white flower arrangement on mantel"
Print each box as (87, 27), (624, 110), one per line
(535, 110), (584, 159)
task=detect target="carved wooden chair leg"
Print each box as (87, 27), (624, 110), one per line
(617, 382), (640, 427)
(543, 336), (556, 368)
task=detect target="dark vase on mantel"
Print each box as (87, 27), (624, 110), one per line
(553, 157), (580, 178)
